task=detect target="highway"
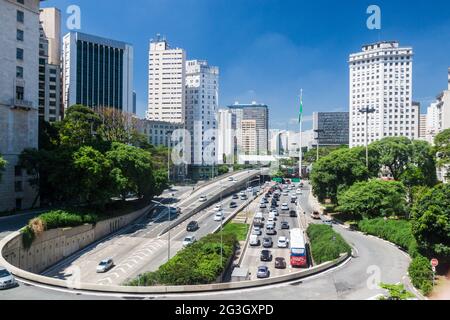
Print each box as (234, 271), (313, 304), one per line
(39, 170), (261, 286)
(0, 181), (413, 300)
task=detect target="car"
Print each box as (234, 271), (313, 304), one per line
(228, 177), (235, 182)
(232, 194), (239, 200)
(247, 187), (253, 193)
(186, 221), (199, 232)
(281, 221), (290, 229)
(262, 237), (273, 248)
(281, 203), (289, 211)
(96, 258), (114, 273)
(214, 211), (225, 221)
(267, 216), (275, 224)
(199, 195), (207, 202)
(275, 257), (287, 269)
(296, 189), (302, 195)
(214, 204), (223, 211)
(323, 219), (333, 226)
(254, 212), (264, 221)
(252, 226), (262, 236)
(240, 194), (248, 200)
(270, 209), (279, 216)
(239, 191), (246, 197)
(312, 211), (321, 220)
(260, 250), (273, 262)
(282, 192), (289, 197)
(266, 225), (277, 236)
(182, 235), (197, 247)
(0, 267), (17, 289)
(261, 197), (269, 204)
(259, 203), (267, 209)
(229, 202), (238, 209)
(289, 210), (297, 218)
(257, 266), (270, 279)
(277, 236), (289, 248)
(249, 235), (261, 246)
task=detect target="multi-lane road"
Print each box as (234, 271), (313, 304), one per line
(0, 180), (414, 300)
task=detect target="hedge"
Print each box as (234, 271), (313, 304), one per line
(307, 224), (352, 265)
(126, 233), (238, 286)
(358, 218), (433, 296)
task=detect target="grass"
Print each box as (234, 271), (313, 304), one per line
(307, 224), (352, 265)
(219, 223), (249, 241)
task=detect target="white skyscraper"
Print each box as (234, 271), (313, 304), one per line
(0, 0), (41, 211)
(217, 109), (236, 164)
(147, 35), (186, 123)
(185, 60), (219, 173)
(349, 41), (418, 147)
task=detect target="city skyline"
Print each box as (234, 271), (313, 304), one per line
(41, 0), (450, 129)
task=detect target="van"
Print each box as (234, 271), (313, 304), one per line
(255, 212), (264, 221)
(249, 235), (260, 246)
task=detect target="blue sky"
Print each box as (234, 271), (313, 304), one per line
(43, 0), (450, 129)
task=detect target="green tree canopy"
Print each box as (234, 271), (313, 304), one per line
(310, 147), (378, 203)
(411, 184), (450, 262)
(337, 179), (408, 218)
(435, 129), (450, 180)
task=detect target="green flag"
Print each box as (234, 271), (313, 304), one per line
(298, 97), (303, 123)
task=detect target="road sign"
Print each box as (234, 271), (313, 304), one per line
(432, 266), (436, 273)
(431, 258), (439, 268)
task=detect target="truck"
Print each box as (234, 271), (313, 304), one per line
(290, 228), (308, 268)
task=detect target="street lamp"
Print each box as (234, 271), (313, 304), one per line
(314, 129), (325, 162)
(359, 107), (376, 168)
(151, 199), (173, 262)
(166, 131), (173, 182)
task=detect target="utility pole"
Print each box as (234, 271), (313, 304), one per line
(358, 107), (376, 168)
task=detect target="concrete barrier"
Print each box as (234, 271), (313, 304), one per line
(0, 230), (349, 293)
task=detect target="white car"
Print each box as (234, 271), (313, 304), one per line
(228, 177), (235, 182)
(267, 217), (275, 224)
(0, 267), (17, 289)
(214, 211), (225, 221)
(296, 189), (302, 195)
(259, 203), (267, 209)
(214, 204), (223, 211)
(199, 195), (207, 202)
(247, 187), (253, 193)
(96, 258), (114, 273)
(252, 226), (262, 236)
(281, 203), (289, 211)
(239, 191), (246, 197)
(183, 235), (197, 247)
(277, 237), (290, 248)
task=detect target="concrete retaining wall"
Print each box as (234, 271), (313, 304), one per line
(1, 205), (152, 274)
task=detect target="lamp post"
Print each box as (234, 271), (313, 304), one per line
(358, 107), (376, 168)
(151, 199), (173, 262)
(313, 129), (325, 162)
(166, 131), (173, 182)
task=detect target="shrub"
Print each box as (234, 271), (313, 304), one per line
(307, 224), (352, 265)
(408, 255), (434, 296)
(21, 226), (35, 249)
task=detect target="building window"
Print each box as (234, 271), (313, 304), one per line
(16, 48), (24, 60)
(16, 86), (24, 100)
(15, 181), (23, 192)
(17, 29), (24, 41)
(15, 166), (22, 177)
(15, 199), (22, 211)
(17, 10), (24, 23)
(16, 66), (23, 78)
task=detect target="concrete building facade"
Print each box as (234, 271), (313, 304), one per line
(313, 112), (349, 146)
(147, 35), (186, 123)
(217, 109), (236, 164)
(62, 32), (134, 113)
(349, 41), (418, 148)
(0, 0), (41, 211)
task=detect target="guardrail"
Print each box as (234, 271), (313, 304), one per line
(0, 230), (349, 294)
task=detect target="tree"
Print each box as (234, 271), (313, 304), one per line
(0, 154), (6, 183)
(310, 147), (377, 203)
(303, 146), (346, 164)
(337, 179), (407, 218)
(378, 283), (415, 300)
(218, 165), (229, 176)
(435, 129), (450, 166)
(59, 105), (103, 149)
(411, 184), (450, 262)
(106, 142), (156, 200)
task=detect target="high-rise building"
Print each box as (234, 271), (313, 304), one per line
(62, 32), (134, 113)
(185, 60), (219, 175)
(38, 7), (61, 122)
(313, 112), (349, 146)
(0, 0), (41, 211)
(227, 102), (269, 158)
(217, 109), (236, 164)
(132, 91), (136, 114)
(147, 35), (186, 123)
(349, 41), (418, 148)
(419, 114), (427, 140)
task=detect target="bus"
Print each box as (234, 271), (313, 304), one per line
(290, 228), (308, 268)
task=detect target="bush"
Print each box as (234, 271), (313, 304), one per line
(37, 210), (99, 230)
(20, 226), (35, 249)
(307, 225), (352, 265)
(358, 218), (418, 257)
(126, 233), (238, 286)
(408, 255), (434, 296)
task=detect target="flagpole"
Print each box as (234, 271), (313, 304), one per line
(299, 89), (303, 179)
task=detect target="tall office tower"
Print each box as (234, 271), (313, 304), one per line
(185, 60), (219, 177)
(312, 112), (350, 146)
(62, 32), (134, 113)
(349, 41), (418, 148)
(132, 91), (136, 114)
(147, 35), (186, 123)
(217, 109), (236, 164)
(38, 7), (61, 122)
(241, 120), (258, 155)
(0, 0), (41, 211)
(419, 114), (427, 140)
(227, 102), (269, 157)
